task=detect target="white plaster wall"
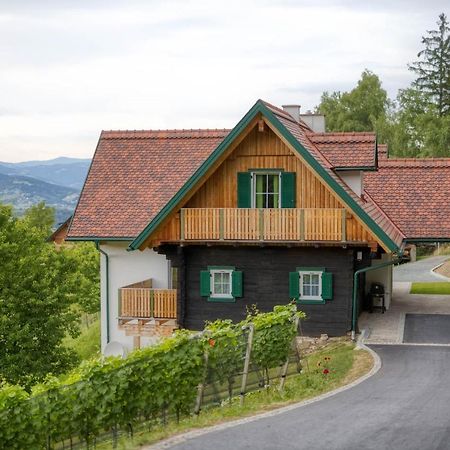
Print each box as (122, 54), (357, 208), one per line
(339, 171), (363, 197)
(99, 242), (170, 353)
(365, 253), (393, 309)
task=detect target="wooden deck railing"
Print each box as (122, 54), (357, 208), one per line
(180, 208), (346, 242)
(119, 288), (177, 319)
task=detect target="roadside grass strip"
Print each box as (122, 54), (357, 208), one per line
(410, 282), (450, 295)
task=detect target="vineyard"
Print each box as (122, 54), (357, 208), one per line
(0, 304), (304, 449)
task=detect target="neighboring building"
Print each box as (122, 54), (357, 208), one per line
(48, 216), (72, 245)
(67, 100), (450, 352)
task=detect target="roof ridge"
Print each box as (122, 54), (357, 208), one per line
(310, 131), (376, 136)
(101, 129), (231, 140)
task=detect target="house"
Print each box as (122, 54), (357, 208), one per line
(48, 216), (72, 245)
(67, 100), (450, 352)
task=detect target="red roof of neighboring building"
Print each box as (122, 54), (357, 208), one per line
(308, 132), (376, 169)
(68, 129), (229, 238)
(365, 158), (450, 238)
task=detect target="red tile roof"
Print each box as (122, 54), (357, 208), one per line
(365, 158), (450, 238)
(69, 103), (428, 244)
(68, 129), (229, 238)
(308, 132), (376, 169)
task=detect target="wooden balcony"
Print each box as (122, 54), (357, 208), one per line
(119, 288), (177, 319)
(180, 208), (346, 242)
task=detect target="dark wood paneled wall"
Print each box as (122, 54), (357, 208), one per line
(163, 244), (362, 336)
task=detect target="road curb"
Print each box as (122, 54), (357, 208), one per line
(145, 340), (381, 449)
(431, 261), (450, 281)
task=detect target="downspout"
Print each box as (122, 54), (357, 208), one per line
(351, 252), (403, 341)
(96, 241), (110, 344)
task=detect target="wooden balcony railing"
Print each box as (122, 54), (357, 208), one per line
(119, 288), (177, 319)
(180, 208), (346, 242)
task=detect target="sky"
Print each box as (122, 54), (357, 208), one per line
(0, 0), (447, 162)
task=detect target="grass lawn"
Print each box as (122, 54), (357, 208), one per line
(64, 316), (101, 361)
(410, 282), (450, 295)
(99, 340), (373, 450)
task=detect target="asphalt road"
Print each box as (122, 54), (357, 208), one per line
(170, 345), (450, 450)
(394, 255), (449, 282)
(404, 314), (450, 344)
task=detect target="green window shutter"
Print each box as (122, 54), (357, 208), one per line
(322, 272), (333, 300)
(237, 172), (252, 208)
(200, 270), (211, 297)
(281, 172), (296, 208)
(289, 272), (299, 299)
(231, 271), (243, 297)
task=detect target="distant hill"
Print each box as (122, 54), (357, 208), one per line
(0, 157), (91, 224)
(0, 157), (91, 189)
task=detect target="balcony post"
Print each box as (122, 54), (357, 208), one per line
(299, 209), (305, 241)
(341, 209), (347, 242)
(150, 289), (154, 318)
(219, 209), (224, 240)
(259, 209), (264, 241)
(180, 209), (185, 240)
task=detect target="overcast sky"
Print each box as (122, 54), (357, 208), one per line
(0, 0), (447, 162)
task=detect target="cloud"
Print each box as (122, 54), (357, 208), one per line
(0, 0), (446, 161)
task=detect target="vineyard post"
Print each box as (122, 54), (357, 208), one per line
(240, 324), (254, 406)
(194, 349), (209, 415)
(279, 315), (300, 392)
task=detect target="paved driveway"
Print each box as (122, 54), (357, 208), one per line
(166, 345), (450, 450)
(394, 255), (449, 282)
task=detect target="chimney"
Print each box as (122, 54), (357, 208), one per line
(299, 110), (326, 133)
(282, 104), (301, 122)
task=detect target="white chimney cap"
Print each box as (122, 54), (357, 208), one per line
(282, 104), (301, 122)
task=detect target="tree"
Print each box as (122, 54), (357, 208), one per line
(316, 70), (391, 133)
(63, 242), (100, 315)
(0, 205), (80, 387)
(409, 13), (450, 117)
(23, 201), (55, 235)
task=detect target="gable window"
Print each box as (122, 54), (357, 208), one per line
(200, 266), (243, 302)
(253, 172), (281, 208)
(289, 267), (333, 304)
(237, 171), (296, 208)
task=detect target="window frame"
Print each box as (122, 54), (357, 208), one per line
(299, 270), (323, 301)
(209, 269), (234, 300)
(251, 171), (282, 209)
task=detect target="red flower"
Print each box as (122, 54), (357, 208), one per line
(208, 338), (216, 347)
(322, 368), (329, 375)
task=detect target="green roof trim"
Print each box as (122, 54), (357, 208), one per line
(129, 100), (400, 252)
(260, 102), (398, 252)
(129, 100), (263, 250)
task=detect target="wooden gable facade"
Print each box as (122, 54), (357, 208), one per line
(147, 119), (378, 249)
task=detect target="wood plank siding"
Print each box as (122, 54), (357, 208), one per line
(151, 125), (375, 246)
(164, 245), (358, 336)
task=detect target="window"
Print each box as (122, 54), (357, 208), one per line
(300, 271), (322, 300)
(289, 267), (333, 304)
(210, 269), (232, 298)
(237, 171), (296, 208)
(252, 172), (281, 208)
(200, 266), (243, 302)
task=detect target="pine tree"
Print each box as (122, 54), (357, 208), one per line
(409, 13), (450, 117)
